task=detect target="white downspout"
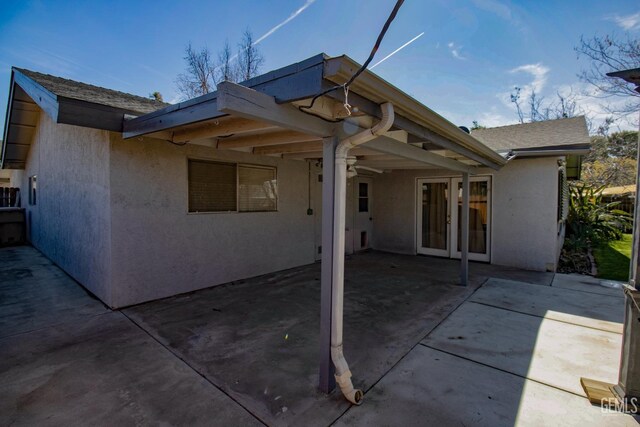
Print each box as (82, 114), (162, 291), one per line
(331, 102), (394, 404)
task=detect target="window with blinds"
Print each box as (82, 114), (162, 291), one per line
(188, 160), (277, 213)
(238, 165), (277, 212)
(188, 160), (237, 212)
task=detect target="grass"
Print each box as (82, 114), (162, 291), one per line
(593, 233), (632, 282)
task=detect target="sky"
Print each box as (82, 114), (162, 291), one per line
(0, 0), (638, 133)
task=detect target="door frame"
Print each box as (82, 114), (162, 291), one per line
(353, 176), (373, 251)
(416, 175), (492, 262)
(450, 175), (492, 262)
(416, 177), (451, 257)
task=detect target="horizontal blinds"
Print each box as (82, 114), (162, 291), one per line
(238, 165), (277, 212)
(188, 160), (237, 212)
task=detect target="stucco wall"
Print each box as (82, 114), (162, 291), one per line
(371, 157), (562, 271)
(108, 135), (316, 308)
(491, 157), (560, 271)
(20, 114), (113, 304)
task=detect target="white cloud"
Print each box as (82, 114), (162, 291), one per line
(510, 63), (550, 94)
(447, 42), (466, 60)
(471, 0), (512, 21)
(607, 12), (640, 31)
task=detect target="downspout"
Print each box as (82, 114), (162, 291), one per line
(331, 102), (394, 404)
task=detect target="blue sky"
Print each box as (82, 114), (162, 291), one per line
(0, 0), (638, 132)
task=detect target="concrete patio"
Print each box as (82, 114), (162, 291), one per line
(0, 245), (638, 426)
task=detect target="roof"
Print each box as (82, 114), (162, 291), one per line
(123, 53), (506, 170)
(3, 53), (507, 172)
(14, 68), (167, 115)
(470, 116), (591, 152)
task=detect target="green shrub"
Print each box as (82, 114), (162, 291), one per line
(566, 184), (632, 248)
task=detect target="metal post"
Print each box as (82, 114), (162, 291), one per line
(460, 172), (470, 286)
(319, 137), (337, 393)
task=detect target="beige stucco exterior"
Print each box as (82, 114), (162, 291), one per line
(372, 157), (564, 272)
(13, 116), (566, 308)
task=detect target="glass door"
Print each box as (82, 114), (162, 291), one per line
(417, 178), (450, 257)
(450, 176), (491, 262)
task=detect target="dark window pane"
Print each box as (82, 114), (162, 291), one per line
(359, 197), (368, 212)
(359, 182), (368, 197)
(188, 160), (237, 212)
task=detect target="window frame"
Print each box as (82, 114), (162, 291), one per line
(186, 158), (278, 214)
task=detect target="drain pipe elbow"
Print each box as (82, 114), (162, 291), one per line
(331, 345), (363, 405)
(336, 102), (394, 159)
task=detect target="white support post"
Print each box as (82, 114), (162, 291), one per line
(319, 137), (337, 393)
(460, 172), (470, 286)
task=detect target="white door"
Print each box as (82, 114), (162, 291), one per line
(417, 176), (491, 262)
(417, 178), (451, 257)
(450, 176), (491, 262)
(353, 177), (373, 251)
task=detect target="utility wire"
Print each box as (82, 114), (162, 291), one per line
(298, 0), (405, 117)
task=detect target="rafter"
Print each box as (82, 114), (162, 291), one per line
(253, 140), (323, 155)
(172, 117), (277, 143)
(218, 130), (319, 150)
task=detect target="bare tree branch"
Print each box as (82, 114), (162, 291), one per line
(575, 33), (640, 116)
(175, 42), (216, 99)
(236, 29), (264, 82)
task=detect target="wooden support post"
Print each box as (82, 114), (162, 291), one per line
(460, 172), (470, 286)
(319, 137), (337, 393)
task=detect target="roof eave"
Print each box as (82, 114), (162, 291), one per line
(323, 55), (507, 168)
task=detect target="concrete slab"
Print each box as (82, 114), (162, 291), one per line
(553, 273), (626, 298)
(335, 346), (637, 427)
(123, 252), (479, 426)
(0, 311), (261, 426)
(471, 278), (624, 333)
(0, 246), (110, 338)
(422, 302), (622, 396)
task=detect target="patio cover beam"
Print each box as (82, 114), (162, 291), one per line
(363, 137), (475, 174)
(216, 81), (335, 138)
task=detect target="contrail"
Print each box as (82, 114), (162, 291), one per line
(370, 32), (425, 69)
(254, 0), (317, 45)
(216, 0), (316, 70)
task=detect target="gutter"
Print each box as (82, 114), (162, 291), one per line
(323, 55), (507, 168)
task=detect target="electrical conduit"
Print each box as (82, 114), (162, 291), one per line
(331, 102), (394, 404)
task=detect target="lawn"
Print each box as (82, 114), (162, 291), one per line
(593, 234), (632, 282)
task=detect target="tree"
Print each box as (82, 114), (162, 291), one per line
(510, 87), (585, 123)
(175, 42), (216, 99)
(582, 131), (639, 187)
(215, 40), (237, 84)
(236, 29), (264, 82)
(149, 91), (164, 102)
(575, 33), (640, 117)
(471, 120), (486, 130)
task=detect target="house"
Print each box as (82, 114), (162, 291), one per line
(1, 55), (590, 312)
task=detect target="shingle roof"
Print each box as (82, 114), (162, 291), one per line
(470, 116), (590, 152)
(15, 68), (168, 115)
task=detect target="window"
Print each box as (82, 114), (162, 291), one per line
(557, 167), (567, 223)
(28, 175), (37, 205)
(358, 182), (369, 212)
(188, 160), (277, 213)
(238, 165), (277, 212)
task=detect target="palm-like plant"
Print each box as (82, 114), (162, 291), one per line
(566, 184), (632, 248)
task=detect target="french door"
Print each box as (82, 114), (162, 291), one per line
(417, 176), (491, 262)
